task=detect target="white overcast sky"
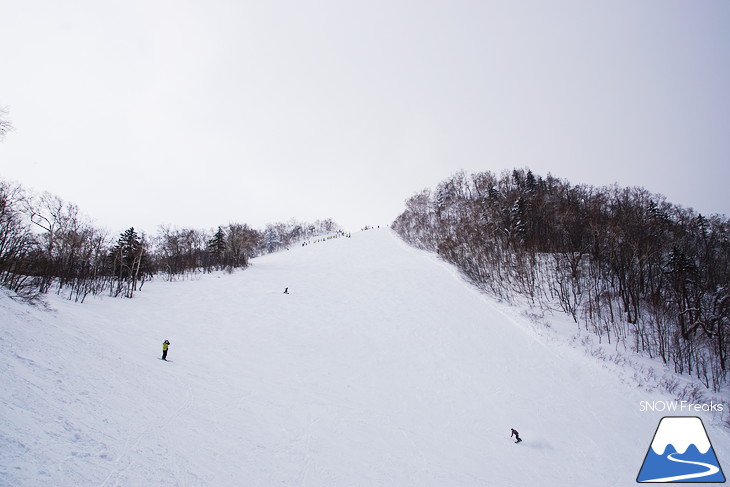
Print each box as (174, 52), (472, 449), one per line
(1, 1), (728, 234)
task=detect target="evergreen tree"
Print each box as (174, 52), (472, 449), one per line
(207, 226), (226, 269)
(265, 227), (280, 253)
(511, 197), (528, 244)
(109, 227), (149, 297)
(525, 169), (537, 194)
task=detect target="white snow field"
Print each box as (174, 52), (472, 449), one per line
(1, 229), (728, 486)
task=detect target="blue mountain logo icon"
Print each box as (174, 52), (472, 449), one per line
(637, 416), (725, 483)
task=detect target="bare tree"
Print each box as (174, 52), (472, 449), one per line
(0, 105), (13, 141)
(0, 180), (38, 298)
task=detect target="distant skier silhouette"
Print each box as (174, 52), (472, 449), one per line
(511, 428), (522, 443)
(284, 287), (289, 294)
(162, 340), (170, 361)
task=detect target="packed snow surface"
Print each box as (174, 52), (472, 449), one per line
(1, 229), (728, 486)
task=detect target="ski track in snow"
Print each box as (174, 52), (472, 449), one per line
(98, 356), (196, 487)
(1, 229), (728, 486)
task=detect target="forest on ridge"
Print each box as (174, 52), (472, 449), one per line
(0, 178), (343, 302)
(393, 169), (730, 391)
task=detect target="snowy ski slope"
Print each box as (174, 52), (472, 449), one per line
(1, 228), (727, 486)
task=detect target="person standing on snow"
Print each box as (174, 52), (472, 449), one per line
(162, 340), (170, 361)
(511, 428), (522, 443)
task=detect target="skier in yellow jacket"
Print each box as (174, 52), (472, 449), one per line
(162, 340), (170, 361)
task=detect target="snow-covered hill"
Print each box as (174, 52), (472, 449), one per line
(1, 229), (727, 486)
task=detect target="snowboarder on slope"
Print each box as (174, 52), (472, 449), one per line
(162, 340), (170, 361)
(511, 428), (522, 443)
(284, 287), (289, 294)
